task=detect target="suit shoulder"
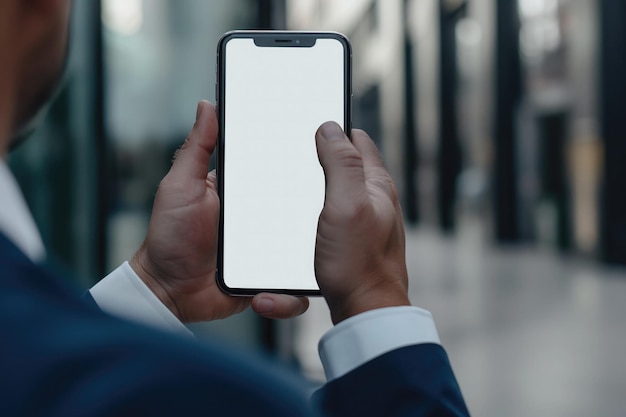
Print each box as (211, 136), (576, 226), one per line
(0, 259), (316, 416)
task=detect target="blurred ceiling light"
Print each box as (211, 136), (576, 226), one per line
(519, 0), (558, 18)
(102, 0), (144, 36)
(519, 0), (544, 18)
(519, 0), (561, 64)
(544, 0), (558, 14)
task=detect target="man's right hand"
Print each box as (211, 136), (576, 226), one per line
(314, 123), (411, 324)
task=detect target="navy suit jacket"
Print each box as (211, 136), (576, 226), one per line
(0, 233), (469, 416)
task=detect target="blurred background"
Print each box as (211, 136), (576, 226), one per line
(8, 0), (626, 415)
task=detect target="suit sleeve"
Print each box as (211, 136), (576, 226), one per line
(80, 290), (98, 307)
(315, 344), (470, 417)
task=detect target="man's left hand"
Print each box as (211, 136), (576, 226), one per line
(130, 101), (309, 323)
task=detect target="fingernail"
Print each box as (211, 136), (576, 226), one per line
(318, 122), (345, 141)
(255, 298), (275, 314)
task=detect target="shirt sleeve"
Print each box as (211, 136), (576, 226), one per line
(89, 262), (194, 338)
(318, 306), (441, 381)
(92, 263), (440, 383)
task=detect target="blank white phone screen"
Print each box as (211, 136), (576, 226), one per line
(222, 37), (346, 291)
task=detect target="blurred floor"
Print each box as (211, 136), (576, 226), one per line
(294, 222), (626, 417)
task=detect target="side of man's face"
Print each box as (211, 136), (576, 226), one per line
(11, 0), (73, 146)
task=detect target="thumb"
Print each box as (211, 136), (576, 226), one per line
(168, 100), (218, 181)
(315, 122), (367, 210)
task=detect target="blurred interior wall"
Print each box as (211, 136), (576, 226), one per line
(288, 0), (608, 258)
(289, 0), (496, 234)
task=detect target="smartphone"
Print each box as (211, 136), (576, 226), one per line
(216, 31), (352, 296)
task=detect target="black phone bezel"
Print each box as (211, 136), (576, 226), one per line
(215, 31), (352, 297)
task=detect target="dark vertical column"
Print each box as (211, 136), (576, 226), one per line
(257, 0), (286, 30)
(257, 0), (273, 29)
(93, 0), (109, 278)
(493, 0), (521, 242)
(403, 0), (419, 224)
(599, 1), (626, 264)
(538, 112), (571, 250)
(438, 2), (463, 232)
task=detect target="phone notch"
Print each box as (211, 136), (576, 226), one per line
(253, 35), (316, 48)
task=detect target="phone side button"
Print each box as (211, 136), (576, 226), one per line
(351, 93), (354, 133)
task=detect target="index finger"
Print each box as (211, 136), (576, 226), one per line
(351, 129), (396, 197)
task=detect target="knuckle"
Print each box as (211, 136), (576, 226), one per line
(369, 176), (400, 204)
(388, 180), (400, 203)
(350, 200), (372, 222)
(323, 197), (372, 227)
(334, 146), (363, 170)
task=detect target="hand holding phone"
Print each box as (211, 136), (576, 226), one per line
(313, 124), (411, 324)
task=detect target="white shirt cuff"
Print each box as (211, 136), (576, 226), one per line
(90, 262), (193, 338)
(318, 306), (441, 381)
